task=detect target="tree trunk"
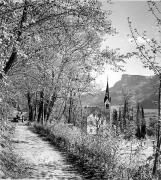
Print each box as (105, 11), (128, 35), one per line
(153, 76), (161, 175)
(34, 92), (38, 121)
(45, 92), (57, 122)
(0, 1), (28, 78)
(118, 107), (123, 133)
(26, 91), (33, 121)
(135, 103), (141, 139)
(29, 105), (33, 121)
(43, 101), (48, 124)
(78, 94), (83, 123)
(68, 90), (73, 124)
(123, 99), (127, 131)
(37, 90), (44, 124)
(141, 107), (146, 138)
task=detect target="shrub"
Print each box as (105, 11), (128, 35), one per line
(33, 122), (119, 179)
(33, 122), (157, 179)
(146, 128), (155, 137)
(0, 120), (31, 179)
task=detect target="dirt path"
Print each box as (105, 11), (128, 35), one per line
(12, 123), (83, 180)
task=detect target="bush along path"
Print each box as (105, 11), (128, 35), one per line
(12, 123), (83, 180)
(32, 123), (117, 180)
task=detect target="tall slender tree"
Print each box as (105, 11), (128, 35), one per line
(140, 106), (146, 138)
(135, 103), (141, 139)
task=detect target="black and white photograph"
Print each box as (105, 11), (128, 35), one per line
(0, 0), (161, 179)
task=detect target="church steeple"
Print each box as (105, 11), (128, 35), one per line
(104, 76), (111, 109)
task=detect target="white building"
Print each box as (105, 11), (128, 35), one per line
(87, 114), (97, 134)
(87, 114), (106, 135)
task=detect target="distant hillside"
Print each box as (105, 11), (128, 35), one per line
(82, 74), (158, 109)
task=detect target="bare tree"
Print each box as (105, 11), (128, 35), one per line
(128, 1), (161, 175)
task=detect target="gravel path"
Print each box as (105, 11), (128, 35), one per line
(12, 123), (83, 180)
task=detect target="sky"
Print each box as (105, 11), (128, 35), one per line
(96, 0), (160, 89)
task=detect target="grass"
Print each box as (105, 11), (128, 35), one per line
(32, 122), (158, 179)
(0, 149), (32, 179)
(32, 122), (119, 179)
(0, 120), (32, 179)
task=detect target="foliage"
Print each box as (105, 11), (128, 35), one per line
(110, 88), (147, 140)
(0, 120), (31, 179)
(128, 1), (161, 175)
(0, 0), (128, 126)
(33, 121), (158, 180)
(33, 122), (120, 179)
(0, 1), (153, 178)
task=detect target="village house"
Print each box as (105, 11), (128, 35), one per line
(84, 106), (109, 135)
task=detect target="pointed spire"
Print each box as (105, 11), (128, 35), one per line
(104, 75), (111, 109)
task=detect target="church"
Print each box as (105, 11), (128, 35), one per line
(85, 76), (111, 135)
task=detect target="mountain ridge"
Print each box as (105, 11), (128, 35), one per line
(82, 74), (158, 109)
